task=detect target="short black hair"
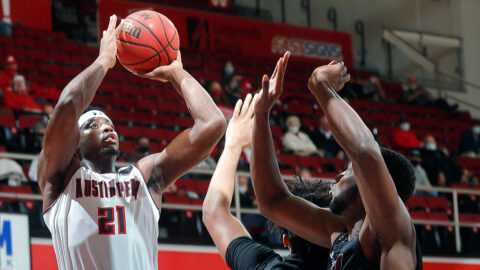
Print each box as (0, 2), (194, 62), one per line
(268, 178), (331, 263)
(380, 147), (416, 202)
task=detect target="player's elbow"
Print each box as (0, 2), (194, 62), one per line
(202, 198), (228, 227)
(348, 141), (381, 160)
(207, 114), (227, 139)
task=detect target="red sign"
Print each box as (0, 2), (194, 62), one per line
(31, 241), (480, 270)
(3, 0), (52, 30)
(209, 0), (231, 9)
(98, 0), (353, 67)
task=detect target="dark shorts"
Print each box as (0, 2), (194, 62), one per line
(225, 237), (303, 270)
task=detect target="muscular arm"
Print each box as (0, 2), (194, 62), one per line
(251, 53), (345, 248)
(37, 16), (123, 202)
(308, 62), (415, 260)
(137, 63), (226, 194)
(202, 96), (256, 259)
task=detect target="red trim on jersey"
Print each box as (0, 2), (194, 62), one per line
(133, 163), (161, 211)
(42, 165), (82, 215)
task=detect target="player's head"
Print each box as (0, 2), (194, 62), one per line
(329, 147), (416, 215)
(269, 178), (331, 261)
(78, 106), (119, 162)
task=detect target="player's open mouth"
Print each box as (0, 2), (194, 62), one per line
(103, 134), (117, 143)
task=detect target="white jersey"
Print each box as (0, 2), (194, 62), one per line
(43, 165), (160, 270)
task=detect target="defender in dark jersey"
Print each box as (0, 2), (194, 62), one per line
(251, 52), (422, 269)
(202, 94), (330, 269)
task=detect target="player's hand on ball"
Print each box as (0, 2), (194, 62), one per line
(254, 51), (290, 116)
(133, 51), (183, 82)
(98, 15), (125, 69)
(225, 93), (256, 150)
(308, 60), (350, 94)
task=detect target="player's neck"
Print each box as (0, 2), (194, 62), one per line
(342, 208), (365, 240)
(82, 158), (116, 174)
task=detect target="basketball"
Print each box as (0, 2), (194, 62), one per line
(116, 10), (180, 73)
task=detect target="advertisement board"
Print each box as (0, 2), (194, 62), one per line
(98, 0), (353, 67)
(0, 213), (31, 270)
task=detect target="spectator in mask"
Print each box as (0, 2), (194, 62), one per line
(409, 150), (435, 196)
(209, 80), (231, 107)
(238, 80), (253, 100)
(403, 76), (457, 112)
(458, 119), (480, 157)
(419, 135), (462, 186)
(0, 55), (17, 90)
(3, 75), (42, 112)
(33, 104), (54, 151)
(282, 115), (320, 156)
(221, 61), (242, 105)
(309, 115), (345, 159)
(0, 154), (27, 186)
(357, 74), (387, 101)
(392, 116), (422, 149)
(127, 135), (151, 162)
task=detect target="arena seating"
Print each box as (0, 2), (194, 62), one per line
(1, 27), (480, 251)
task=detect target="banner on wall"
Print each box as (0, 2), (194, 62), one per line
(0, 213), (31, 270)
(98, 0), (353, 67)
(1, 0), (51, 30)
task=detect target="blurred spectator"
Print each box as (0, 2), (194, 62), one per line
(209, 81), (231, 107)
(2, 75), (42, 112)
(0, 19), (12, 36)
(309, 115), (345, 159)
(238, 175), (257, 208)
(0, 55), (17, 90)
(458, 119), (480, 157)
(409, 150), (435, 196)
(127, 135), (151, 162)
(419, 135), (462, 186)
(282, 115), (320, 156)
(299, 168), (312, 178)
(238, 80), (253, 99)
(392, 116), (422, 149)
(220, 61), (242, 105)
(195, 157), (217, 170)
(0, 156), (27, 186)
(403, 76), (457, 112)
(459, 169), (479, 186)
(357, 74), (386, 101)
(33, 104), (54, 151)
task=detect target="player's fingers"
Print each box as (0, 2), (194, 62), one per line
(271, 57), (281, 79)
(282, 51), (290, 74)
(233, 99), (243, 118)
(262, 75), (270, 95)
(114, 19), (125, 36)
(102, 30), (106, 37)
(241, 93), (253, 115)
(107, 15), (116, 34)
(247, 94), (257, 118)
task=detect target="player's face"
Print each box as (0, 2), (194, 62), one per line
(329, 163), (358, 215)
(79, 117), (119, 158)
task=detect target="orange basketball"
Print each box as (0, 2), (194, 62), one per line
(116, 10), (180, 73)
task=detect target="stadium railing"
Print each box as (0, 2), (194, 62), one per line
(1, 152), (480, 253)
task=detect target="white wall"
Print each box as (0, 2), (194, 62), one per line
(235, 0), (480, 117)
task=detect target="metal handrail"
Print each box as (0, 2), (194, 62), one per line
(1, 152), (479, 252)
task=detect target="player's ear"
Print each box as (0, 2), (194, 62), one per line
(282, 234), (290, 248)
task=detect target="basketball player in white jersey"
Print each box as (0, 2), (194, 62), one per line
(38, 15), (227, 269)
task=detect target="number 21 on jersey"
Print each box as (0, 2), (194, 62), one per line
(98, 206), (126, 235)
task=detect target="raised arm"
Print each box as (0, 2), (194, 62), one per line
(202, 94), (255, 259)
(136, 53), (227, 195)
(251, 52), (345, 248)
(308, 62), (415, 255)
(37, 16), (124, 200)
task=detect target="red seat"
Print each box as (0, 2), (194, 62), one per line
(409, 211), (427, 220)
(407, 196), (429, 211)
(119, 140), (135, 153)
(427, 212), (450, 221)
(116, 125), (142, 139)
(0, 114), (15, 127)
(163, 195), (191, 205)
(195, 180), (210, 195)
(277, 154), (300, 169)
(176, 179), (198, 193)
(18, 115), (43, 129)
(426, 196), (451, 215)
(459, 213), (474, 223)
(142, 128), (166, 141)
(297, 156), (320, 169)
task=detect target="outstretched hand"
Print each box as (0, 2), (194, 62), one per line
(254, 51), (290, 116)
(225, 93), (256, 150)
(132, 51), (183, 82)
(308, 60), (350, 95)
(98, 15), (125, 69)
